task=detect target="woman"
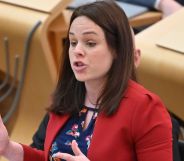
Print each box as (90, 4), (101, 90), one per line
(0, 1), (172, 161)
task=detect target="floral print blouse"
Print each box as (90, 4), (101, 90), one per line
(49, 106), (98, 161)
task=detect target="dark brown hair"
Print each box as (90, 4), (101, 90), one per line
(48, 0), (135, 115)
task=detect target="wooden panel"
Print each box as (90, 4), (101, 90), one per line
(130, 11), (162, 27)
(0, 1), (72, 160)
(0, 0), (65, 13)
(136, 9), (184, 119)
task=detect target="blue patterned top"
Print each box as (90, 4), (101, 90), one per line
(49, 106), (98, 161)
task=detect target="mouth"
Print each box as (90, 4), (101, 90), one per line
(73, 61), (87, 72)
(74, 61), (85, 67)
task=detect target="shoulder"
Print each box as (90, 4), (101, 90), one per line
(121, 80), (172, 144)
(123, 80), (162, 104)
(120, 80), (171, 125)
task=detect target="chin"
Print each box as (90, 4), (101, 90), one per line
(74, 75), (87, 82)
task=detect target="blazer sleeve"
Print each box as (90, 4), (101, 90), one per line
(131, 93), (172, 161)
(22, 144), (45, 161)
(117, 0), (156, 8)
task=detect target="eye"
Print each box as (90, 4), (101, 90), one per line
(70, 40), (77, 47)
(86, 41), (96, 47)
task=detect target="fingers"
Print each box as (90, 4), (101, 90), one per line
(52, 152), (74, 161)
(71, 140), (82, 156)
(0, 115), (3, 123)
(52, 140), (86, 161)
(0, 115), (9, 155)
(0, 115), (5, 127)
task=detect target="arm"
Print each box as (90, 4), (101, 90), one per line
(0, 116), (23, 161)
(0, 116), (45, 161)
(116, 0), (156, 8)
(157, 0), (183, 17)
(171, 117), (181, 161)
(117, 0), (183, 17)
(22, 145), (45, 161)
(132, 94), (172, 161)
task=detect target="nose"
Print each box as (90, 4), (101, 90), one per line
(73, 43), (85, 57)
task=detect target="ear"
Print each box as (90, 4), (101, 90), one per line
(134, 48), (141, 68)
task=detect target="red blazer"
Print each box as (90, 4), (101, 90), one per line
(23, 80), (172, 161)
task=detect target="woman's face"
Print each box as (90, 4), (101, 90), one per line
(69, 16), (114, 84)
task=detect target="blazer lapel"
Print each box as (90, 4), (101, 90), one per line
(44, 113), (70, 160)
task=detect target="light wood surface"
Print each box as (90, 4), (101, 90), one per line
(130, 11), (161, 27)
(0, 0), (64, 13)
(0, 0), (54, 140)
(0, 0), (72, 83)
(0, 2), (70, 161)
(0, 4), (53, 160)
(136, 8), (184, 119)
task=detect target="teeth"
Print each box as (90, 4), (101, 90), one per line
(76, 62), (84, 66)
(78, 62), (83, 66)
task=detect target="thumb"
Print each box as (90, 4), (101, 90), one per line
(0, 115), (7, 133)
(0, 115), (4, 124)
(71, 140), (83, 156)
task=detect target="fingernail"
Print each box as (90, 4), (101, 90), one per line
(72, 140), (77, 145)
(52, 153), (57, 158)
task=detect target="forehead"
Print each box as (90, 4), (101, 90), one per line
(69, 16), (104, 35)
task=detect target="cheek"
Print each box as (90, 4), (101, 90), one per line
(103, 52), (113, 71)
(69, 48), (72, 57)
(69, 50), (73, 62)
(92, 52), (113, 71)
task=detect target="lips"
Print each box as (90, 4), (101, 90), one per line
(72, 61), (87, 72)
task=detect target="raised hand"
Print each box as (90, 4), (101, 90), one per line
(0, 115), (9, 155)
(52, 140), (90, 161)
(0, 116), (24, 161)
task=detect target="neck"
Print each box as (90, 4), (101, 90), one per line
(85, 93), (99, 108)
(85, 98), (98, 109)
(85, 79), (106, 108)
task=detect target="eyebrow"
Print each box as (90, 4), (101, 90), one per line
(69, 31), (98, 35)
